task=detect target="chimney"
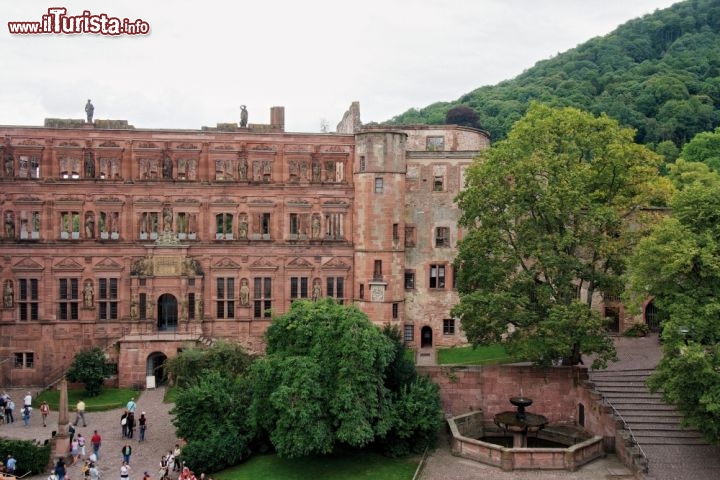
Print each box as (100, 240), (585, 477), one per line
(270, 106), (285, 132)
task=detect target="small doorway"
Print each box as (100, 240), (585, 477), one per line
(644, 301), (664, 333)
(421, 326), (433, 348)
(146, 352), (167, 387)
(158, 294), (178, 331)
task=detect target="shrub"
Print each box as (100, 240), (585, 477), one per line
(0, 439), (52, 475)
(623, 322), (650, 337)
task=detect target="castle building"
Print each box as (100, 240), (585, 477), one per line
(0, 103), (490, 388)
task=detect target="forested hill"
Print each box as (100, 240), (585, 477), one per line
(387, 0), (720, 153)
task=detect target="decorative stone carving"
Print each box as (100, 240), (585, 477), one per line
(4, 211), (14, 238)
(311, 279), (321, 301)
(240, 278), (250, 306)
(83, 280), (94, 308)
(3, 280), (13, 308)
(311, 213), (321, 239)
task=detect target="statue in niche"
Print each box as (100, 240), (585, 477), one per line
(240, 105), (248, 128)
(311, 214), (321, 239)
(163, 153), (173, 179)
(238, 157), (248, 180)
(85, 99), (94, 123)
(311, 279), (322, 301)
(4, 150), (13, 177)
(84, 151), (95, 178)
(312, 160), (321, 183)
(3, 281), (13, 308)
(238, 215), (248, 239)
(163, 207), (173, 232)
(239, 278), (250, 306)
(83, 280), (94, 308)
(85, 213), (95, 238)
(4, 212), (14, 238)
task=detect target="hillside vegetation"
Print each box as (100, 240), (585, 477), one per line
(388, 0), (720, 153)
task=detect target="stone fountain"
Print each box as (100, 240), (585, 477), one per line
(494, 396), (548, 447)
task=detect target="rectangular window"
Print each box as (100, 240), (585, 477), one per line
(14, 352), (34, 369)
(392, 223), (399, 242)
(374, 177), (383, 193)
(426, 136), (445, 151)
(373, 260), (383, 280)
(216, 277), (235, 319)
(216, 213), (234, 239)
(403, 325), (414, 342)
(392, 303), (399, 319)
(326, 277), (345, 304)
(435, 227), (450, 247)
(452, 265), (457, 290)
(262, 213), (270, 239)
(139, 293), (147, 320)
(60, 211), (80, 238)
(429, 264), (446, 289)
(98, 278), (118, 320)
(433, 176), (444, 191)
(404, 271), (415, 290)
(290, 277), (309, 300)
(443, 319), (456, 335)
(359, 283), (364, 300)
(188, 293), (195, 320)
(289, 213), (299, 235)
(253, 277), (272, 318)
(140, 212), (160, 237)
(324, 213), (344, 240)
(18, 279), (39, 321)
(359, 156), (366, 172)
(58, 278), (79, 320)
(405, 226), (416, 247)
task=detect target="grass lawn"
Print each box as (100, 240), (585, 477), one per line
(216, 451), (419, 480)
(437, 344), (517, 365)
(35, 387), (138, 412)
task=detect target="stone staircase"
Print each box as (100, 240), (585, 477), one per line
(590, 368), (720, 479)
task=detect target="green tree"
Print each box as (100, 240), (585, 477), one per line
(445, 105), (482, 129)
(453, 103), (670, 367)
(65, 347), (112, 397)
(680, 127), (720, 171)
(164, 340), (255, 388)
(249, 299), (442, 458)
(626, 176), (720, 442)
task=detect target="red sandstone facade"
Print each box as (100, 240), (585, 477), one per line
(0, 105), (489, 387)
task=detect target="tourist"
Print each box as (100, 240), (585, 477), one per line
(138, 412), (147, 442)
(54, 458), (66, 480)
(80, 460), (90, 480)
(88, 462), (100, 480)
(127, 412), (135, 439)
(120, 461), (131, 480)
(121, 411), (128, 438)
(142, 472), (150, 480)
(126, 397), (137, 414)
(69, 424), (76, 444)
(40, 401), (50, 427)
(121, 443), (132, 465)
(74, 399), (87, 427)
(6, 454), (16, 475)
(5, 397), (14, 423)
(21, 405), (31, 426)
(164, 451), (174, 476)
(23, 392), (32, 409)
(172, 445), (181, 472)
(70, 437), (79, 465)
(90, 430), (102, 460)
(77, 433), (87, 459)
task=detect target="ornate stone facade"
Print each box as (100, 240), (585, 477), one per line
(0, 105), (491, 388)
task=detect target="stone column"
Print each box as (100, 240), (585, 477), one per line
(50, 379), (70, 461)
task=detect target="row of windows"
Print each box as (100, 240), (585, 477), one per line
(3, 276), (345, 321)
(402, 319), (456, 342)
(6, 155), (348, 184)
(402, 264), (456, 290)
(2, 210), (346, 242)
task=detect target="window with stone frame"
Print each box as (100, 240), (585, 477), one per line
(18, 155), (41, 178)
(216, 277), (235, 319)
(429, 264), (446, 289)
(404, 270), (415, 290)
(139, 212), (160, 239)
(393, 223), (399, 242)
(58, 278), (79, 320)
(253, 277), (272, 318)
(59, 156), (81, 179)
(176, 212), (189, 236)
(326, 277), (345, 304)
(324, 213), (344, 240)
(215, 213), (234, 240)
(403, 324), (414, 342)
(139, 293), (147, 320)
(392, 302), (399, 319)
(188, 293), (196, 320)
(18, 278), (39, 321)
(432, 165), (447, 192)
(289, 213), (300, 236)
(405, 226), (416, 247)
(98, 278), (118, 320)
(290, 277), (309, 300)
(60, 211), (81, 239)
(435, 227), (450, 247)
(14, 352), (34, 369)
(373, 260), (383, 280)
(374, 177), (383, 193)
(19, 210), (40, 240)
(443, 319), (456, 335)
(426, 136), (445, 151)
(99, 211), (120, 239)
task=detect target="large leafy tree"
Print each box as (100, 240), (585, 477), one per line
(66, 347), (112, 397)
(249, 299), (442, 458)
(626, 172), (720, 442)
(453, 103), (670, 367)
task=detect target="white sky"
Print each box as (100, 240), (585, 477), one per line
(0, 0), (679, 133)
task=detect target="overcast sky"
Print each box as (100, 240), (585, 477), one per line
(0, 0), (679, 133)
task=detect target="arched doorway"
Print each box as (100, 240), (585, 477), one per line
(644, 301), (664, 333)
(421, 326), (433, 348)
(157, 294), (178, 331)
(146, 352), (167, 387)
